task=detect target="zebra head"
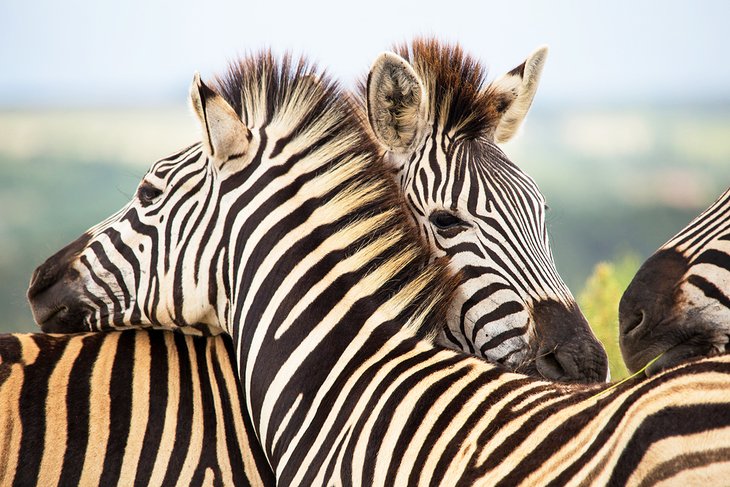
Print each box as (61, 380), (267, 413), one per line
(620, 187), (730, 375)
(26, 66), (272, 335)
(26, 56), (397, 342)
(26, 137), (227, 335)
(365, 40), (608, 382)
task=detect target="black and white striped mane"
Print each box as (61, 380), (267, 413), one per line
(213, 53), (340, 134)
(211, 52), (459, 341)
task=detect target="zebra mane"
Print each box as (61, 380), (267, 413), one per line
(212, 52), (342, 134)
(212, 52), (459, 341)
(358, 38), (512, 140)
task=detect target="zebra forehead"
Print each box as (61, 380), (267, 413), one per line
(447, 141), (544, 201)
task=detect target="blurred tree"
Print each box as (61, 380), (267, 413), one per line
(578, 254), (640, 380)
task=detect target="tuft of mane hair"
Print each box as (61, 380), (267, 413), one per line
(212, 51), (347, 137)
(358, 38), (515, 141)
(210, 51), (460, 342)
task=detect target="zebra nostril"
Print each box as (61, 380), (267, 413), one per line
(623, 310), (646, 335)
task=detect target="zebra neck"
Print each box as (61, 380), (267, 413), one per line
(229, 206), (450, 407)
(218, 160), (457, 466)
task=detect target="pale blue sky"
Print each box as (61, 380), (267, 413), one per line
(1, 0), (729, 106)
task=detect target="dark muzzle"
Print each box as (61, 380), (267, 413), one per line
(27, 234), (91, 332)
(532, 300), (609, 383)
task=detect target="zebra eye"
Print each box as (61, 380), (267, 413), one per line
(137, 183), (163, 207)
(429, 211), (467, 230)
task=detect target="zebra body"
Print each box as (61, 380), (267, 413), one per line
(27, 51), (730, 484)
(0, 330), (272, 486)
(620, 186), (730, 374)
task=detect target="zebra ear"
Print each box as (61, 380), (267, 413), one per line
(367, 52), (427, 153)
(189, 72), (250, 164)
(488, 46), (548, 144)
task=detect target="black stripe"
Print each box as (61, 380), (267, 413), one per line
(189, 337), (221, 486)
(427, 367), (510, 487)
(693, 248), (730, 273)
(89, 240), (131, 309)
(104, 227), (143, 324)
(479, 325), (529, 355)
(15, 336), (65, 486)
(134, 332), (168, 486)
(385, 363), (472, 480)
(99, 331), (136, 484)
(58, 334), (103, 486)
(609, 403), (730, 486)
(408, 373), (485, 481)
(688, 274), (730, 309)
(161, 333), (194, 485)
(638, 446), (730, 486)
(79, 255), (115, 327)
(160, 166), (207, 274)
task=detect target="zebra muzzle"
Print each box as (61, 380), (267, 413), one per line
(27, 233), (91, 333)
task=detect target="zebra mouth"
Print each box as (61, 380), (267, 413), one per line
(645, 343), (711, 376)
(35, 305), (69, 326)
(643, 332), (729, 376)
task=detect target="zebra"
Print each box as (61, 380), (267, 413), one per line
(0, 330), (273, 486)
(11, 42), (596, 483)
(28, 40), (607, 383)
(362, 39), (607, 381)
(620, 186), (730, 375)
(19, 40), (604, 486)
(26, 50), (730, 484)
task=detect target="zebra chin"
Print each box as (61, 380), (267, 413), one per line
(621, 314), (730, 375)
(35, 308), (91, 333)
(644, 336), (728, 376)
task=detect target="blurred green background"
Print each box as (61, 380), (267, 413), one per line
(1, 103), (728, 381)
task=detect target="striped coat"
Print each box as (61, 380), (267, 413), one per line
(0, 330), (272, 486)
(25, 52), (730, 484)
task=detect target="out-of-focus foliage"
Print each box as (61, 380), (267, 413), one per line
(578, 255), (641, 380)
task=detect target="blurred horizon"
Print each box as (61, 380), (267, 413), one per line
(3, 0), (730, 107)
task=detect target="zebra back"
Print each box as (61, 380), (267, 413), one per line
(0, 330), (273, 486)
